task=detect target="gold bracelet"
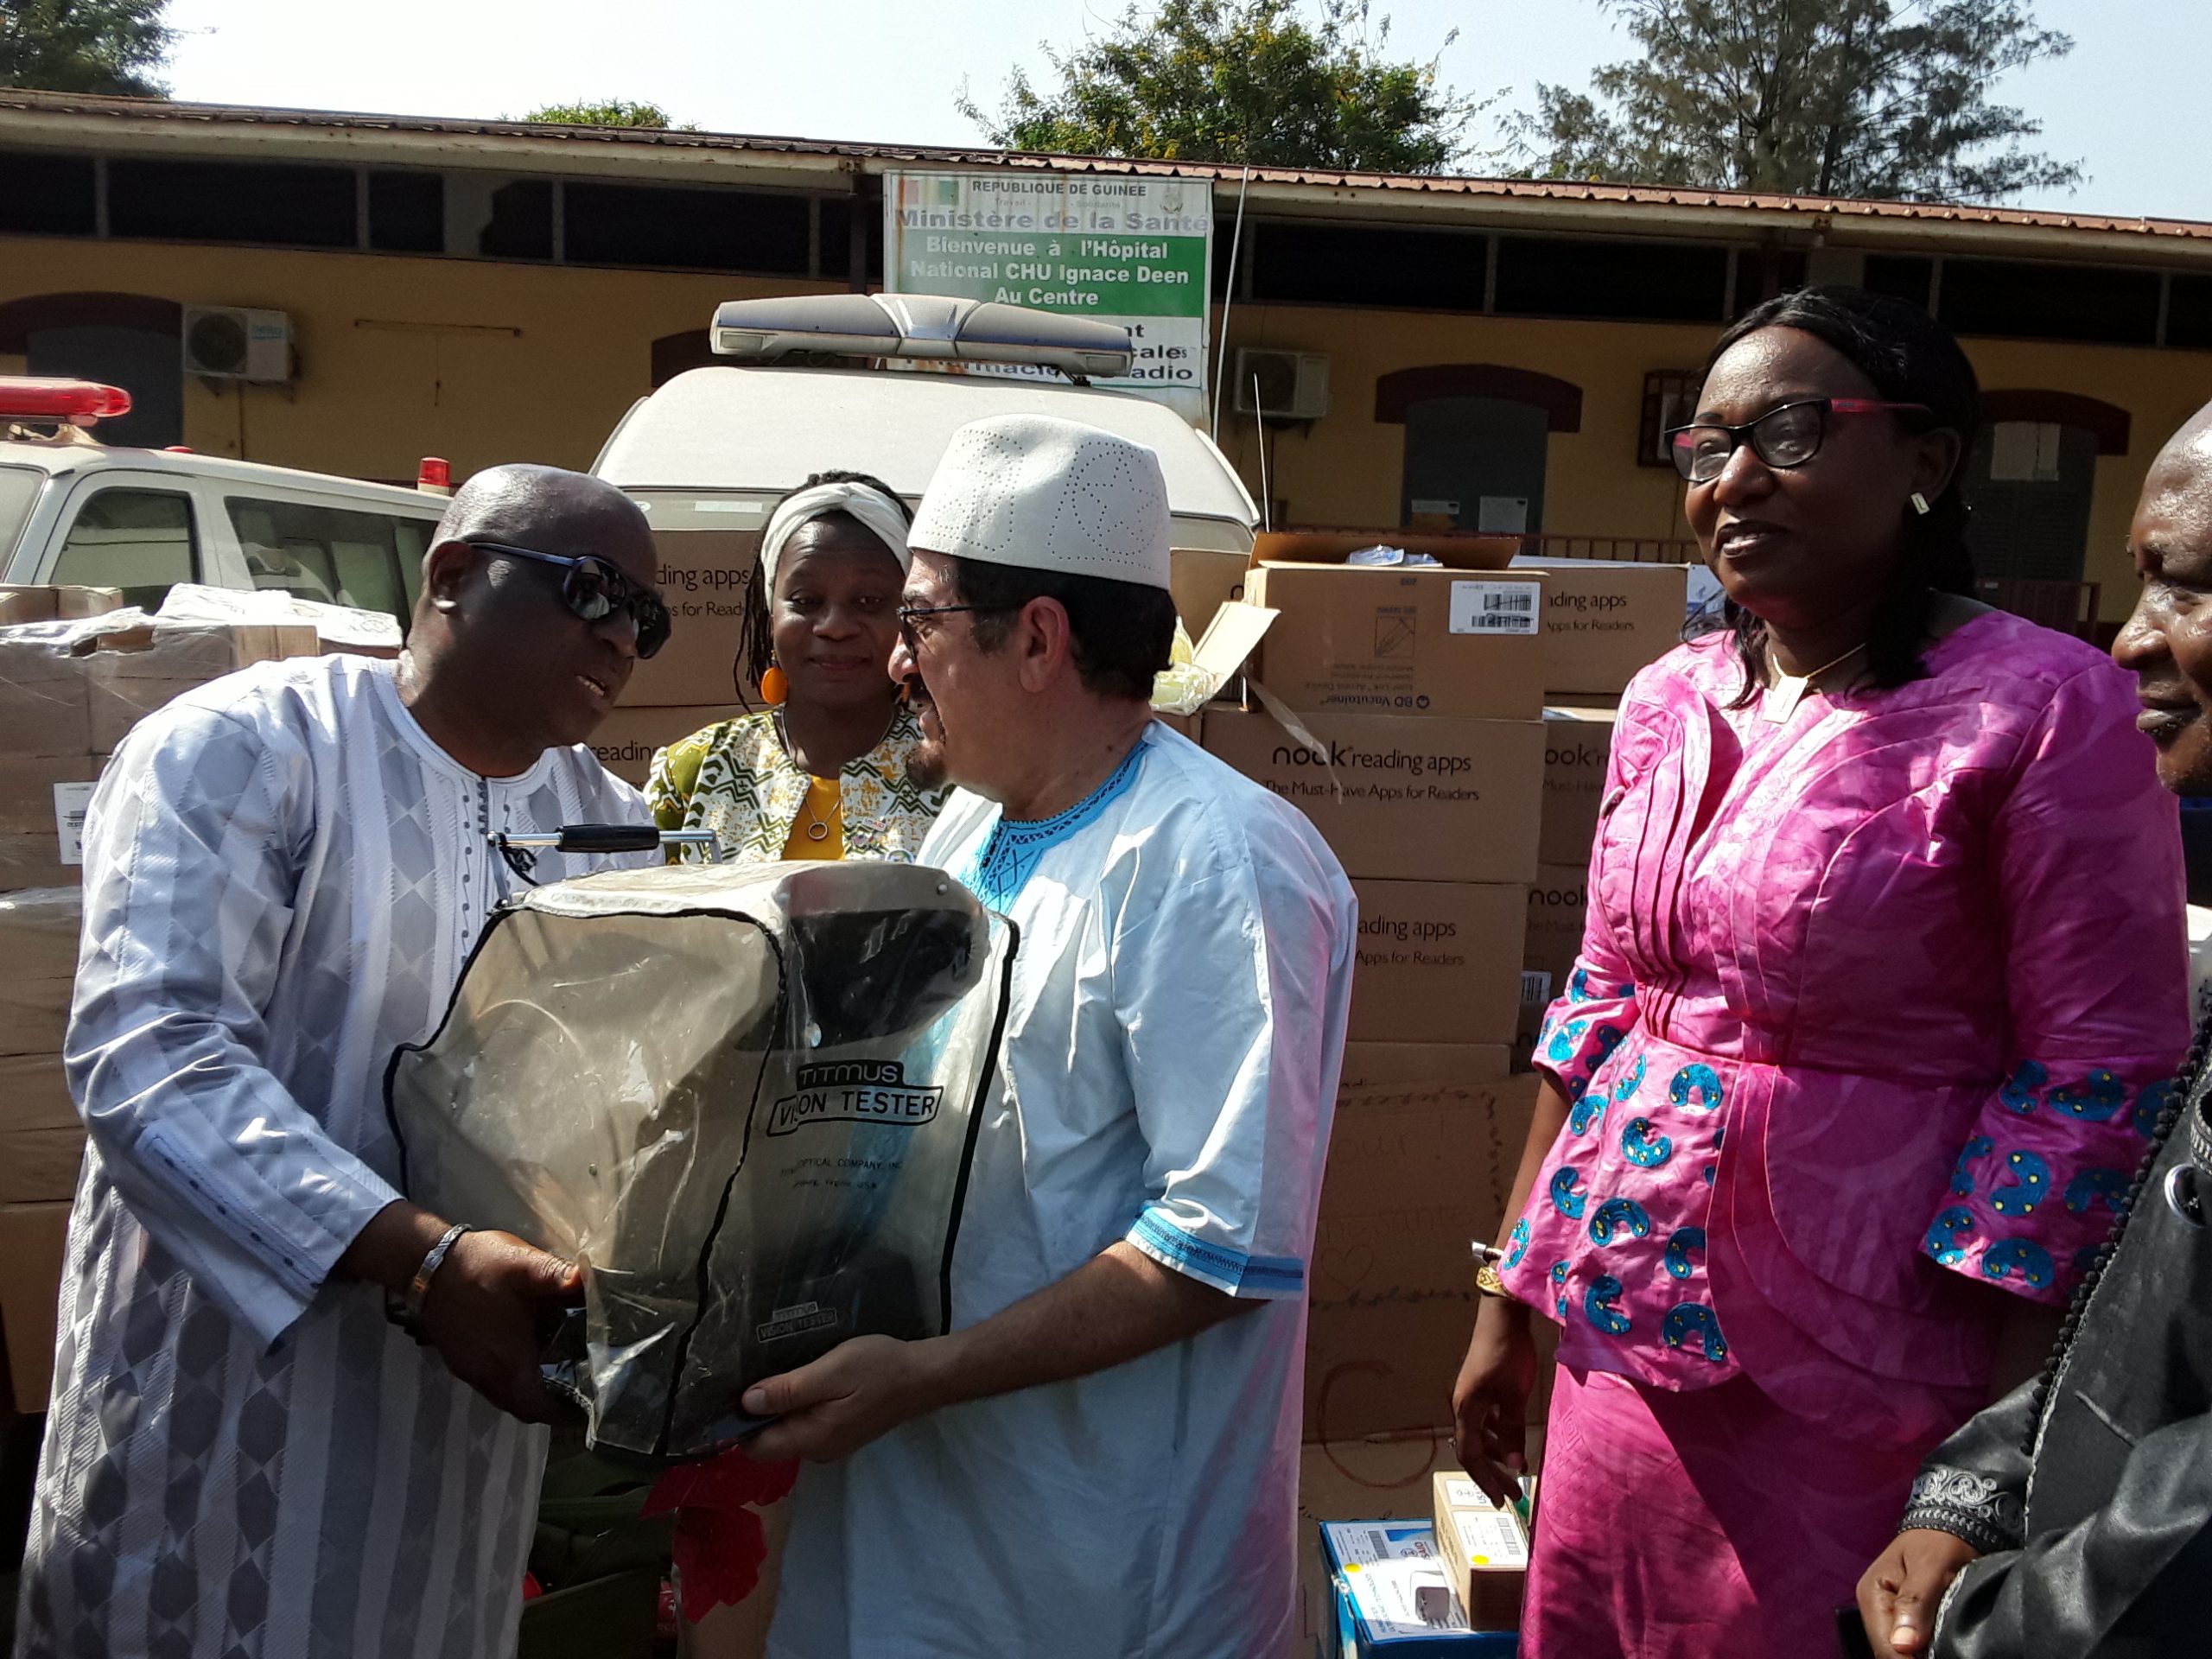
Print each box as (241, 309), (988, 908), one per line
(1474, 1260), (1511, 1299)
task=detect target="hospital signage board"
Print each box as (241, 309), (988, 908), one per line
(883, 169), (1213, 423)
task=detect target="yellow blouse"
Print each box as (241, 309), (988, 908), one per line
(646, 704), (944, 866)
(781, 775), (845, 861)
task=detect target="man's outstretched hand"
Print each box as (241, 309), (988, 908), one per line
(742, 1335), (950, 1463)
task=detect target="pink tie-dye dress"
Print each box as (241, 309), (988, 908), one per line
(1497, 612), (2189, 1656)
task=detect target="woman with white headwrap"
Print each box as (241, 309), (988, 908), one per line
(647, 469), (947, 864)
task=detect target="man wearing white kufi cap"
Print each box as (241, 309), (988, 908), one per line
(744, 414), (1357, 1656)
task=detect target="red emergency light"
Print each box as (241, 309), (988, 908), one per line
(417, 456), (453, 495)
(0, 377), (133, 425)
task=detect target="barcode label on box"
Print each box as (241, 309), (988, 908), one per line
(1521, 969), (1553, 1007)
(1449, 581), (1541, 636)
(52, 781), (97, 866)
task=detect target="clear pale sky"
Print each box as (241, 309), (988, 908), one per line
(159, 0), (2212, 225)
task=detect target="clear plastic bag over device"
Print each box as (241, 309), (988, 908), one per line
(386, 860), (1015, 1463)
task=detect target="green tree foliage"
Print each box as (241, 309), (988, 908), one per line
(0, 0), (175, 97)
(1517, 0), (2082, 202)
(958, 0), (1484, 175)
(522, 99), (694, 130)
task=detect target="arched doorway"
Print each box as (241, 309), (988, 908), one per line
(1962, 391), (2129, 585)
(1375, 365), (1583, 535)
(0, 293), (184, 448)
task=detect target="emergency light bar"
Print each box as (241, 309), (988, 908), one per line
(0, 377), (132, 426)
(709, 294), (1135, 379)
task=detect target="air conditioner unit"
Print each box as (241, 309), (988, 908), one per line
(1234, 348), (1330, 420)
(182, 306), (292, 382)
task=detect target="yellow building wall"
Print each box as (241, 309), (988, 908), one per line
(1212, 302), (1709, 547)
(1213, 300), (2212, 623)
(0, 232), (832, 483)
(8, 232), (2210, 621)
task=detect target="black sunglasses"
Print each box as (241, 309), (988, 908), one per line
(467, 540), (671, 659)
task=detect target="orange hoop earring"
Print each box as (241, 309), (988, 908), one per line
(760, 663), (790, 706)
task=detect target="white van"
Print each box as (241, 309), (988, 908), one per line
(591, 295), (1259, 712)
(0, 378), (448, 628)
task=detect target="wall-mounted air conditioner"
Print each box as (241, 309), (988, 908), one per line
(182, 306), (293, 382)
(1233, 348), (1330, 419)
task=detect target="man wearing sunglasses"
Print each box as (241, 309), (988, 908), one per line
(21, 465), (664, 1659)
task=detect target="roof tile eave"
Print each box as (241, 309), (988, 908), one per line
(6, 87), (2212, 241)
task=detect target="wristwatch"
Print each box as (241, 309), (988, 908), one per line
(385, 1222), (472, 1334)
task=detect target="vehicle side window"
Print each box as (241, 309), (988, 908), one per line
(53, 487), (198, 607)
(226, 496), (431, 628)
(0, 466), (42, 569)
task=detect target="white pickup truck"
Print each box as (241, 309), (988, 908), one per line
(0, 378), (448, 627)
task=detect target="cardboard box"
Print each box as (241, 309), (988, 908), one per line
(1255, 529), (1519, 571)
(1298, 1433), (1463, 1657)
(85, 623), (320, 753)
(0, 1125), (83, 1204)
(1307, 1078), (1539, 1441)
(0, 586), (123, 626)
(629, 529), (763, 707)
(0, 886), (82, 982)
(1243, 563), (1545, 721)
(1339, 1045), (1510, 1089)
(1170, 546), (1250, 638)
(1319, 1519), (1501, 1655)
(0, 1052), (77, 1133)
(1521, 865), (1590, 1014)
(0, 1200), (68, 1411)
(1431, 1472), (1531, 1631)
(149, 584), (398, 658)
(1203, 711), (1542, 885)
(1511, 560), (1690, 696)
(588, 702), (749, 787)
(1539, 703), (1616, 868)
(0, 972), (70, 1057)
(0, 629), (94, 758)
(5, 615), (321, 760)
(0, 759), (104, 890)
(1350, 881), (1527, 1046)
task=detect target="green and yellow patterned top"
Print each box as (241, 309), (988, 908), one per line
(645, 704), (947, 866)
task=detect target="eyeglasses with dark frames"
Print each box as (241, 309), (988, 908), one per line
(1664, 397), (1933, 485)
(466, 539), (672, 659)
(895, 601), (1018, 650)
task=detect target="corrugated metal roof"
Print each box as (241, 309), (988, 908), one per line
(4, 86), (2209, 247)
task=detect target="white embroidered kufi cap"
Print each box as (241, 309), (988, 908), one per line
(907, 414), (1173, 591)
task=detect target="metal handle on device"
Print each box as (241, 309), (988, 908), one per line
(496, 825), (722, 859)
(489, 824), (724, 884)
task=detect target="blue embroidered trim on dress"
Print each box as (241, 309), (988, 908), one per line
(959, 739), (1147, 912)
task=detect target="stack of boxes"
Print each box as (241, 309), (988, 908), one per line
(0, 588), (327, 1410)
(1513, 559), (1692, 1061)
(1168, 534), (1541, 1651)
(1170, 538), (1694, 1655)
(1199, 535), (1548, 1081)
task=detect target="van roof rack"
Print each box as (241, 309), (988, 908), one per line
(709, 295), (1135, 381)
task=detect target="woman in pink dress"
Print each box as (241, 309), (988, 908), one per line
(1451, 287), (2190, 1657)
